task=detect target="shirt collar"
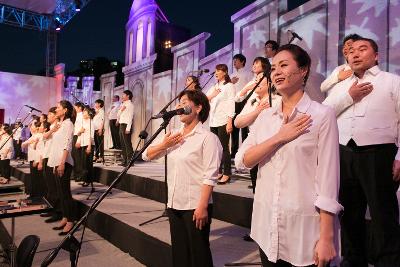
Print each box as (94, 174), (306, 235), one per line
(179, 121), (205, 137)
(351, 65), (381, 80)
(272, 91), (311, 116)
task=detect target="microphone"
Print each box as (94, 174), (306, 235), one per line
(24, 105), (42, 113)
(152, 106), (192, 119)
(288, 30), (303, 41)
(191, 69), (210, 76)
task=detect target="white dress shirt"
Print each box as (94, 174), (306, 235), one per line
(320, 63), (351, 95)
(0, 135), (13, 160)
(231, 68), (253, 95)
(207, 81), (235, 127)
(117, 100), (134, 132)
(13, 127), (22, 141)
(93, 108), (104, 131)
(235, 93), (342, 265)
(47, 119), (74, 168)
(74, 112), (83, 136)
(142, 123), (222, 210)
(76, 118), (94, 147)
(24, 134), (39, 162)
(109, 101), (120, 120)
(323, 66), (400, 160)
(34, 133), (44, 163)
(237, 94), (281, 132)
(43, 124), (55, 160)
(235, 78), (257, 103)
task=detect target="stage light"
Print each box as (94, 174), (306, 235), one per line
(56, 26), (61, 31)
(75, 0), (82, 11)
(164, 40), (172, 49)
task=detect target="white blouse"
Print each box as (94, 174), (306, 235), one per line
(206, 81), (235, 127)
(117, 100), (134, 132)
(47, 119), (74, 168)
(235, 93), (342, 266)
(142, 123), (222, 210)
(24, 133), (39, 162)
(74, 112), (84, 135)
(0, 135), (14, 160)
(93, 108), (104, 131)
(34, 133), (44, 163)
(43, 124), (55, 160)
(76, 118), (94, 147)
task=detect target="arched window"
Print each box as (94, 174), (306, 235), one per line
(136, 21), (144, 61)
(146, 19), (152, 58)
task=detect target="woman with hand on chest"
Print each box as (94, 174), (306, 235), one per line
(143, 90), (222, 267)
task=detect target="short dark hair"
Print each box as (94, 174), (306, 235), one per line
(123, 90), (133, 100)
(355, 37), (378, 53)
(84, 106), (96, 119)
(215, 64), (231, 84)
(3, 125), (12, 136)
(74, 102), (85, 111)
(342, 33), (363, 45)
(34, 121), (41, 128)
(113, 95), (120, 101)
(253, 57), (271, 73)
(178, 90), (210, 123)
(233, 54), (246, 66)
(276, 44), (311, 85)
(42, 121), (51, 132)
(265, 40), (279, 51)
(187, 75), (202, 90)
(48, 107), (57, 114)
(95, 99), (104, 108)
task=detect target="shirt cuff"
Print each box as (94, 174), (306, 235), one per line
(203, 178), (216, 186)
(314, 195), (343, 214)
(141, 149), (150, 161)
(395, 148), (400, 161)
(234, 150), (251, 171)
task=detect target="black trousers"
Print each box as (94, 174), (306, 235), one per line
(259, 247), (316, 267)
(210, 125), (231, 175)
(231, 102), (249, 158)
(13, 139), (21, 159)
(94, 130), (104, 159)
(339, 142), (400, 267)
(0, 159), (11, 179)
(250, 165), (258, 194)
(43, 158), (60, 213)
(72, 135), (83, 180)
(119, 123), (133, 164)
(29, 161), (45, 197)
(54, 163), (75, 222)
(109, 119), (121, 149)
(167, 205), (213, 267)
(80, 146), (94, 183)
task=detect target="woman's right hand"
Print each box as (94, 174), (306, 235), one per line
(277, 114), (312, 144)
(209, 88), (221, 99)
(161, 132), (183, 149)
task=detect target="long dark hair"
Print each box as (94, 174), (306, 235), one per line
(215, 64), (231, 85)
(59, 100), (76, 123)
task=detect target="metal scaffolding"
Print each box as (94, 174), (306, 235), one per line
(0, 0), (91, 76)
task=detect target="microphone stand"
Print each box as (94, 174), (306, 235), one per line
(40, 115), (174, 267)
(138, 77), (197, 226)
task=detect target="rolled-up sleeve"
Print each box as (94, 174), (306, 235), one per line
(226, 83), (236, 118)
(235, 125), (257, 171)
(202, 133), (222, 186)
(314, 108), (343, 214)
(62, 121), (74, 153)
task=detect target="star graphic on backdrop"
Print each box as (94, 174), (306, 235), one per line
(285, 12), (326, 46)
(388, 63), (400, 75)
(14, 83), (31, 97)
(390, 18), (400, 46)
(347, 18), (379, 41)
(154, 76), (171, 101)
(247, 25), (267, 49)
(0, 90), (11, 106)
(353, 0), (388, 17)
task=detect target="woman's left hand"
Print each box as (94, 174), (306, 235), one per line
(193, 206), (208, 230)
(57, 163), (65, 177)
(226, 121), (233, 134)
(314, 239), (336, 267)
(86, 146), (91, 155)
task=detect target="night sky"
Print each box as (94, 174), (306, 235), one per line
(0, 0), (258, 75)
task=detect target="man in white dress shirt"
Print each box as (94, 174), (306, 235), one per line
(324, 38), (400, 267)
(320, 34), (362, 95)
(72, 102), (84, 179)
(264, 40), (279, 64)
(117, 90), (134, 166)
(93, 99), (105, 163)
(108, 95), (121, 149)
(230, 54), (252, 158)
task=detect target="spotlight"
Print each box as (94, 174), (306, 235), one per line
(164, 40), (172, 49)
(75, 0), (82, 11)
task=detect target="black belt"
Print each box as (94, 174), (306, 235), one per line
(341, 139), (396, 152)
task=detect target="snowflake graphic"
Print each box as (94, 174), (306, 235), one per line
(353, 0), (388, 17)
(390, 18), (400, 47)
(14, 83), (31, 97)
(246, 25), (267, 49)
(346, 18), (379, 41)
(154, 76), (171, 101)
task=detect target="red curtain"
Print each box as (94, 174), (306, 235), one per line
(0, 109), (4, 124)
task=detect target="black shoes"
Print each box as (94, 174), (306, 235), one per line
(40, 212), (52, 218)
(243, 234), (254, 242)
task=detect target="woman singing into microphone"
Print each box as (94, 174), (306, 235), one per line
(236, 44), (342, 267)
(207, 64), (235, 184)
(143, 90), (222, 267)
